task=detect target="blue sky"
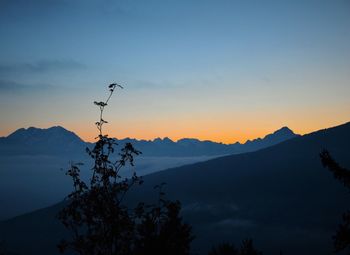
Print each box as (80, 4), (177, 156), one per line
(0, 0), (349, 143)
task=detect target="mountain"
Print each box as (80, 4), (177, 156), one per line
(0, 122), (348, 255)
(116, 126), (298, 156)
(0, 126), (86, 155)
(243, 126), (296, 150)
(0, 126), (298, 157)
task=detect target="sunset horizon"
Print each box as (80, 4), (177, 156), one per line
(1, 118), (349, 144)
(1, 1), (349, 254)
(1, 1), (349, 145)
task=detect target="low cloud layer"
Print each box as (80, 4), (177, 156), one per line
(0, 80), (53, 92)
(0, 60), (85, 74)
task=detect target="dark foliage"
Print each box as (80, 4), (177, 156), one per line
(239, 239), (262, 255)
(208, 239), (262, 255)
(134, 187), (193, 255)
(208, 242), (238, 255)
(320, 149), (350, 253)
(320, 150), (350, 189)
(58, 83), (193, 255)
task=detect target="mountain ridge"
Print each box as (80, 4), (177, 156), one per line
(2, 125), (295, 145)
(0, 125), (299, 157)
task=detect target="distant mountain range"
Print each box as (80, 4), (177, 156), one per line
(0, 126), (298, 157)
(0, 122), (349, 255)
(0, 125), (298, 221)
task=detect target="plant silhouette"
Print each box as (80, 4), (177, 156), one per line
(320, 150), (350, 254)
(208, 239), (262, 255)
(208, 242), (238, 255)
(58, 83), (193, 255)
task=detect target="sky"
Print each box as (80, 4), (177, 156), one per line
(0, 0), (349, 143)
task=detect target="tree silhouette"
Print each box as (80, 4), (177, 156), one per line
(134, 184), (193, 255)
(208, 242), (238, 255)
(239, 239), (262, 255)
(208, 239), (262, 255)
(320, 150), (350, 254)
(58, 83), (193, 255)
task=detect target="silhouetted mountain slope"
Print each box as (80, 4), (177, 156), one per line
(0, 126), (298, 157)
(0, 122), (349, 255)
(130, 122), (350, 254)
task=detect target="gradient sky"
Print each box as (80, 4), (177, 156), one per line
(0, 0), (349, 143)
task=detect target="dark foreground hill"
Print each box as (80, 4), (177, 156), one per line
(0, 122), (349, 255)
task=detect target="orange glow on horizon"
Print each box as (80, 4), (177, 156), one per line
(73, 118), (349, 145)
(1, 113), (348, 145)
